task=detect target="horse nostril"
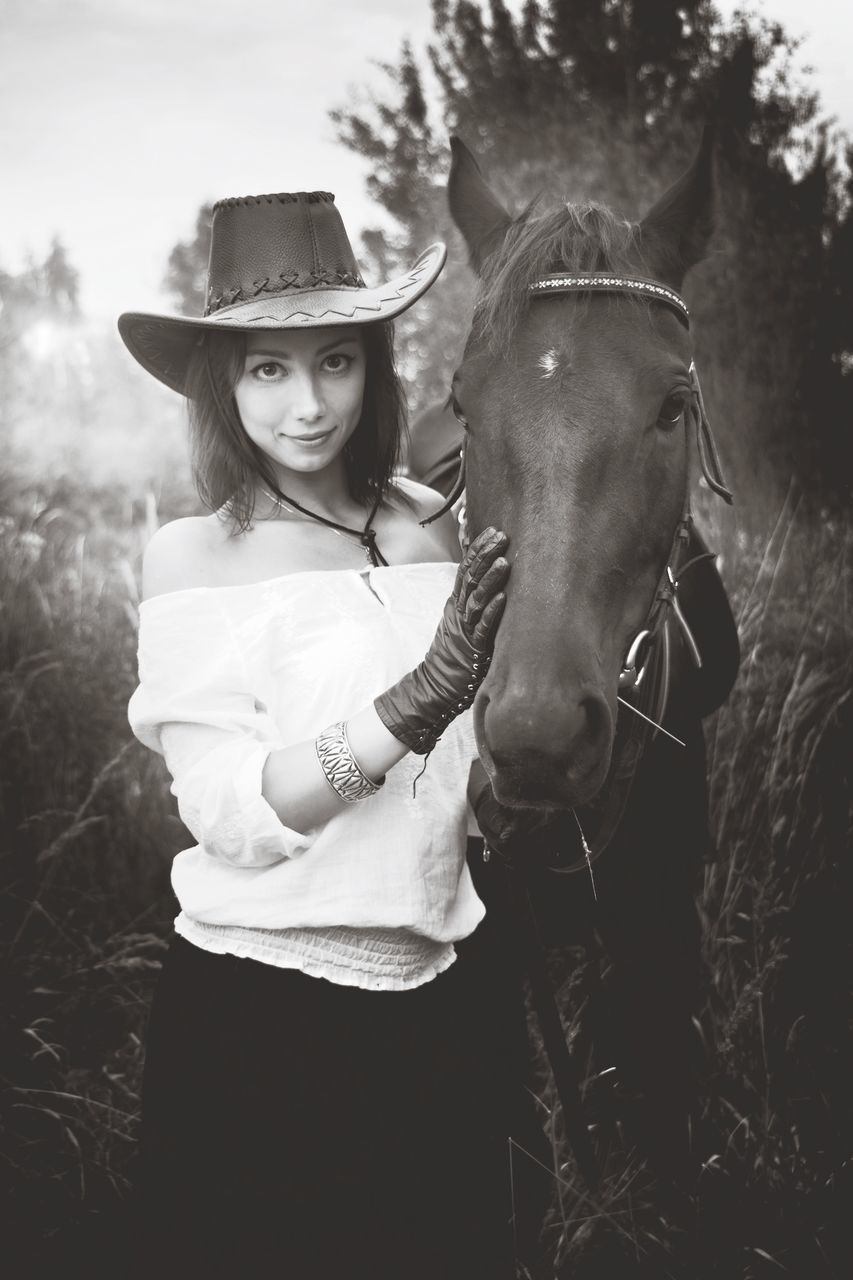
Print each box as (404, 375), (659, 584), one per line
(478, 682), (614, 807)
(472, 688), (495, 773)
(481, 682), (611, 766)
(552, 691), (611, 763)
(579, 693), (610, 756)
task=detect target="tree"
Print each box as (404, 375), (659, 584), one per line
(0, 240), (83, 435)
(43, 237), (79, 313)
(330, 0), (851, 528)
(163, 204), (213, 314)
(0, 237), (80, 332)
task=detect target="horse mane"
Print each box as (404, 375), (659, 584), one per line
(474, 201), (649, 352)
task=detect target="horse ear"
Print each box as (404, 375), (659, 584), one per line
(447, 136), (512, 275)
(638, 124), (716, 288)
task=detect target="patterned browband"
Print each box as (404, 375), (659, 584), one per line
(529, 273), (690, 327)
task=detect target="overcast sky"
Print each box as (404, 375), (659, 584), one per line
(2, 0), (851, 320)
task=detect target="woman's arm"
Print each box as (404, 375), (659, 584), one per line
(260, 707), (408, 831)
(141, 518), (508, 843)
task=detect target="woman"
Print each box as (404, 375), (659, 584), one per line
(119, 190), (517, 1279)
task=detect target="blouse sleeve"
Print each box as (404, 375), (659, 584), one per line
(127, 591), (316, 868)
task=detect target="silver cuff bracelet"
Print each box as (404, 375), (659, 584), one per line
(315, 721), (383, 803)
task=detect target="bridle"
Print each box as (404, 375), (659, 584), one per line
(422, 272), (733, 871)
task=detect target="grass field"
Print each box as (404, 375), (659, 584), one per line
(1, 431), (850, 1276)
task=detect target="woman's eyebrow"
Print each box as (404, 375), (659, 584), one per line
(246, 338), (360, 359)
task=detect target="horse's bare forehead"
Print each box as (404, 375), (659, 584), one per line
(524, 297), (691, 369)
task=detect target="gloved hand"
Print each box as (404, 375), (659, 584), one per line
(374, 527), (509, 753)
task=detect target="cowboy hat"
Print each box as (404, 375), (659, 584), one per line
(118, 191), (446, 395)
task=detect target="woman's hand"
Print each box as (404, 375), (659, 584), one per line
(374, 528), (510, 753)
(431, 523), (509, 681)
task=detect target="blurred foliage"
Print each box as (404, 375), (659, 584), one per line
(0, 236), (196, 505)
(329, 0), (852, 537)
(162, 202), (214, 315)
(1, 239), (79, 428)
(0, 238), (79, 329)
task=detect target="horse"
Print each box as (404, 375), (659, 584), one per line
(411, 130), (741, 1198)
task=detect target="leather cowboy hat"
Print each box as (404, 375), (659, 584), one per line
(118, 191), (446, 395)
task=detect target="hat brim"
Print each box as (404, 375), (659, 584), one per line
(118, 242), (447, 395)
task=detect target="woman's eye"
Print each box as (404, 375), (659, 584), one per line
(657, 392), (689, 428)
(251, 362), (284, 381)
(321, 353), (354, 374)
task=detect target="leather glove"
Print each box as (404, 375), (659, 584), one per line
(374, 527), (509, 753)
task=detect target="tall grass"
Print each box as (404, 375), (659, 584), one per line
(1, 460), (850, 1277)
(0, 473), (189, 1270)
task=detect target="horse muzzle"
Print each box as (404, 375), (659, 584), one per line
(474, 680), (615, 809)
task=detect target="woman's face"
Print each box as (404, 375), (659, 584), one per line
(234, 327), (366, 479)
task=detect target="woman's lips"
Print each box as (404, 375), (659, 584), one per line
(286, 428), (335, 446)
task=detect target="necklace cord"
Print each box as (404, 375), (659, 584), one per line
(262, 481), (387, 567)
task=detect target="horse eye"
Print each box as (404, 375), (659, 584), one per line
(657, 393), (689, 428)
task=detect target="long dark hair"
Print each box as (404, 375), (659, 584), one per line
(184, 322), (408, 534)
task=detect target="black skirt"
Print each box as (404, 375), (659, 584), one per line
(134, 915), (527, 1280)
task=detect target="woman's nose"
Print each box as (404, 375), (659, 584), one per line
(292, 373), (325, 421)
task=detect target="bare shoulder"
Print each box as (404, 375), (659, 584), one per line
(141, 515), (228, 601)
(390, 475), (461, 560)
(393, 474), (450, 520)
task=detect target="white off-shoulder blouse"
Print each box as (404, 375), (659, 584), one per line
(127, 560), (484, 991)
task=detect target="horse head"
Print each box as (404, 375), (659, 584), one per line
(448, 130), (720, 810)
